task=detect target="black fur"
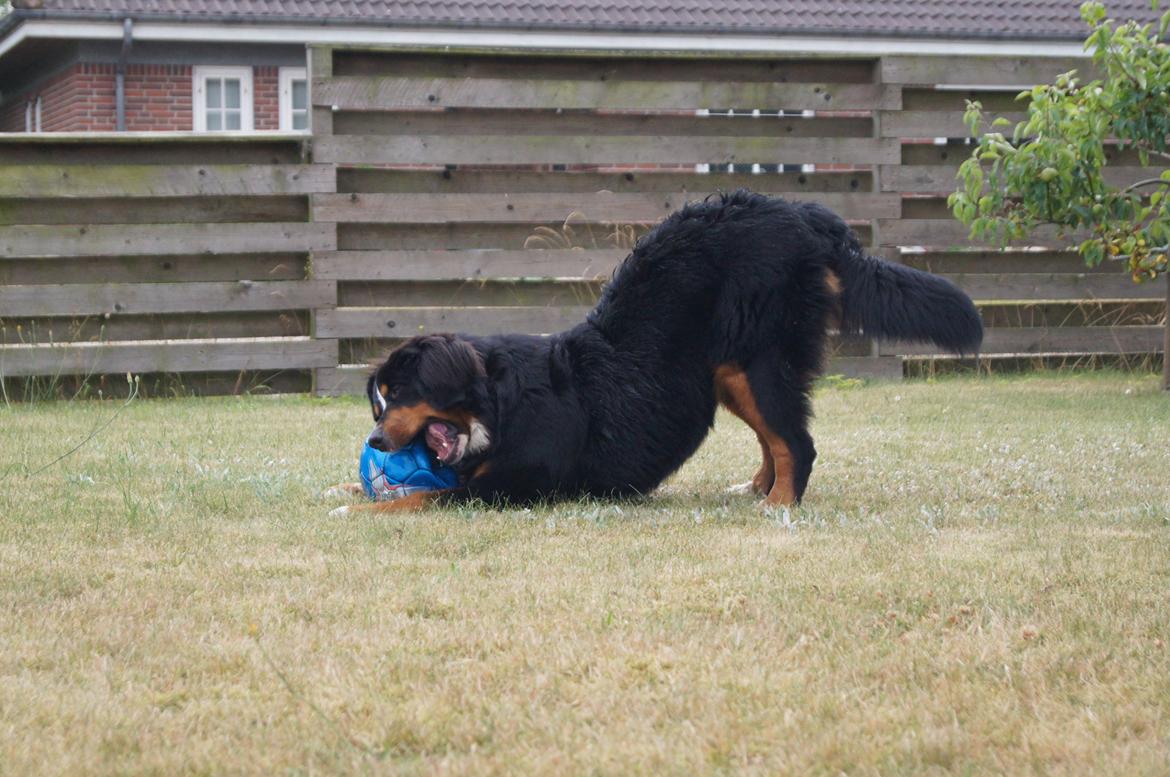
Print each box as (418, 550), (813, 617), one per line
(367, 191), (982, 505)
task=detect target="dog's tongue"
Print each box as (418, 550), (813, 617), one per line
(426, 421), (459, 462)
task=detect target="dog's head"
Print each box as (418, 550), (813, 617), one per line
(365, 334), (491, 467)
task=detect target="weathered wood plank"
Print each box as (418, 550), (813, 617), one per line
(974, 300), (1165, 328)
(0, 337), (338, 377)
(942, 273), (1166, 301)
(334, 109), (873, 138)
(312, 191), (901, 223)
(0, 222), (336, 257)
(313, 249), (626, 281)
(882, 164), (1164, 193)
(339, 222), (874, 252)
(884, 325), (1164, 356)
(0, 281), (336, 317)
(900, 250), (1111, 275)
(332, 51), (878, 83)
(313, 354), (901, 396)
(0, 196), (307, 226)
(0, 140), (306, 166)
(1, 312), (310, 345)
(880, 55), (1089, 86)
(337, 168), (874, 195)
(316, 306), (589, 338)
(313, 76), (898, 112)
(314, 135), (900, 166)
(0, 164), (334, 198)
(0, 253), (308, 285)
(878, 219), (1073, 248)
(879, 111), (1028, 138)
(337, 279), (600, 308)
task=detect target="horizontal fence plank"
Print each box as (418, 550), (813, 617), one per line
(313, 249), (625, 281)
(338, 168), (874, 195)
(885, 325), (1164, 356)
(316, 306), (590, 338)
(331, 50), (878, 83)
(882, 163), (1164, 193)
(944, 273), (1165, 301)
(312, 191), (901, 223)
(900, 250), (1111, 275)
(0, 280), (336, 317)
(0, 164), (334, 198)
(0, 196), (307, 226)
(974, 300), (1165, 328)
(315, 135), (899, 166)
(337, 280), (600, 308)
(313, 76), (896, 112)
(0, 253), (308, 286)
(0, 222), (336, 258)
(881, 56), (1089, 85)
(314, 354), (900, 396)
(335, 109), (873, 138)
(878, 219), (1074, 248)
(0, 140), (307, 166)
(0, 337), (338, 377)
(1, 312), (309, 345)
(337, 222), (874, 251)
(880, 111), (1027, 138)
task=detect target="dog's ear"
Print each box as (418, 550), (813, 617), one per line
(415, 335), (486, 406)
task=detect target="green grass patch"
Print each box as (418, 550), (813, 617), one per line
(1, 372), (1167, 774)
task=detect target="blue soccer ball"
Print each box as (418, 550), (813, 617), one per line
(359, 439), (459, 501)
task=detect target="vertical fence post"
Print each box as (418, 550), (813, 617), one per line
(308, 45), (341, 396)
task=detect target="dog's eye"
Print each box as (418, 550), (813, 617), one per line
(387, 386), (401, 400)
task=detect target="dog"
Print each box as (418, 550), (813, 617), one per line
(328, 190), (982, 516)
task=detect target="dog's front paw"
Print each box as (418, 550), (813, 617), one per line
(328, 505), (351, 518)
(321, 482), (364, 500)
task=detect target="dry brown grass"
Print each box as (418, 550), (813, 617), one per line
(1, 372), (1168, 775)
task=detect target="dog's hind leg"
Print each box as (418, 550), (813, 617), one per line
(715, 362), (815, 506)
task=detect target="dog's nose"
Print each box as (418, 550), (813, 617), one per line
(367, 426), (387, 451)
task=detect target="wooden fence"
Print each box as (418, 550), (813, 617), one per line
(306, 46), (1166, 395)
(0, 135), (337, 397)
(0, 47), (1165, 398)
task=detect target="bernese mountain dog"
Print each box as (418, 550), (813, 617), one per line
(328, 190), (982, 515)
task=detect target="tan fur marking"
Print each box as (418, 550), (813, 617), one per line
(345, 490), (445, 514)
(824, 269), (843, 295)
(379, 383), (389, 397)
(714, 364), (797, 506)
(382, 402), (438, 448)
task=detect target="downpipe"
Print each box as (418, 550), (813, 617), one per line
(115, 18), (133, 132)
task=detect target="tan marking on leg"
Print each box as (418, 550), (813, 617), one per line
(824, 269), (843, 295)
(322, 482), (366, 499)
(346, 490), (444, 514)
(714, 364), (797, 506)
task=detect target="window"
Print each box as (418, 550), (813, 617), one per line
(279, 67), (309, 132)
(193, 66), (253, 132)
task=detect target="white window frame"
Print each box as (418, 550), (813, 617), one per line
(192, 66), (254, 132)
(278, 66), (309, 132)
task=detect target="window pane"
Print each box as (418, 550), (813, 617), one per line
(206, 78), (221, 109)
(207, 111), (222, 131)
(225, 111), (241, 131)
(225, 79), (241, 110)
(292, 111), (308, 130)
(292, 80), (307, 110)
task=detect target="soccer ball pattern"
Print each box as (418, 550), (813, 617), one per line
(359, 439), (459, 501)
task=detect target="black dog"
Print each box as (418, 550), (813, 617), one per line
(330, 190), (981, 515)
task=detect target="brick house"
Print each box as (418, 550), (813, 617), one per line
(0, 0), (1159, 135)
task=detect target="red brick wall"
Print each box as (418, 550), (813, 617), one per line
(124, 64), (192, 131)
(254, 65), (279, 131)
(1, 63), (282, 132)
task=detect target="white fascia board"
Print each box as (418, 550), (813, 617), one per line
(3, 18), (1091, 59)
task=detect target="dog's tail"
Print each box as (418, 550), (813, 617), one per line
(828, 239), (983, 355)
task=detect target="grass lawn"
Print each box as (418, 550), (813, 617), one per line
(1, 372), (1168, 775)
